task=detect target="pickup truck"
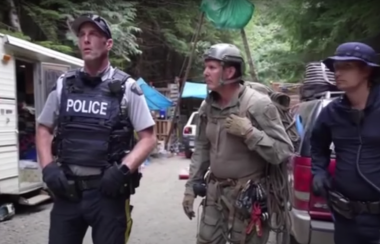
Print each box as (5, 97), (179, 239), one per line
(289, 91), (343, 244)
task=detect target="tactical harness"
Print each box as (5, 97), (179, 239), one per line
(195, 174), (270, 244)
(198, 85), (295, 244)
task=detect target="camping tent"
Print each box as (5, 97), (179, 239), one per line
(181, 81), (208, 99)
(136, 78), (173, 110)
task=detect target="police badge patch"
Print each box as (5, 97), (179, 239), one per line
(130, 83), (143, 96)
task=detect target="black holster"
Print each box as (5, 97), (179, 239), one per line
(49, 178), (82, 202)
(328, 191), (380, 219)
(328, 191), (357, 219)
(65, 179), (82, 202)
(193, 181), (207, 197)
(58, 166), (101, 202)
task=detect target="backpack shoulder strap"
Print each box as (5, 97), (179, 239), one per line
(196, 100), (208, 137)
(199, 99), (208, 117)
(238, 86), (256, 117)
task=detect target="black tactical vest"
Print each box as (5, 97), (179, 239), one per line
(53, 69), (134, 168)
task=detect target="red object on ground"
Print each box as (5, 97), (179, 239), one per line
(178, 167), (189, 180)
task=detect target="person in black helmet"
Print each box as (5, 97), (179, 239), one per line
(36, 14), (157, 244)
(310, 42), (380, 244)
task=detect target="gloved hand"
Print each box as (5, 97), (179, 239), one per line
(312, 173), (331, 197)
(42, 162), (69, 197)
(100, 164), (129, 197)
(182, 194), (195, 220)
(225, 114), (253, 138)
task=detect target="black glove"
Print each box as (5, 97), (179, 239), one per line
(42, 162), (69, 197)
(312, 173), (331, 197)
(99, 164), (130, 197)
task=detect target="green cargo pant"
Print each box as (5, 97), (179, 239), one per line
(196, 180), (270, 244)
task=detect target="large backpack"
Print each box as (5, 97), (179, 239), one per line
(243, 82), (300, 151)
(242, 82), (296, 237)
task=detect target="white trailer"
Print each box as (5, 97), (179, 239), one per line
(0, 33), (83, 205)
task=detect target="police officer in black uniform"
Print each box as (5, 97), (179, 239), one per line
(310, 42), (380, 244)
(35, 14), (157, 244)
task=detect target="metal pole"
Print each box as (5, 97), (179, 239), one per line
(165, 12), (205, 149)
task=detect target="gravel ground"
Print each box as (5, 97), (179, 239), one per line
(0, 156), (280, 244)
(0, 157), (199, 244)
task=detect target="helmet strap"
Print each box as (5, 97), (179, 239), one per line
(217, 65), (242, 86)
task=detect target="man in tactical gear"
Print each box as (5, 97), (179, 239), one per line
(36, 14), (157, 244)
(311, 42), (380, 244)
(182, 43), (294, 244)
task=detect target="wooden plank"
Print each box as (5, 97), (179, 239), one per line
(154, 120), (172, 137)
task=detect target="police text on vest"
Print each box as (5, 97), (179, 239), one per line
(66, 99), (108, 115)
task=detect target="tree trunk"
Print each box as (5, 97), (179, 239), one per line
(6, 0), (22, 32)
(165, 12), (205, 149)
(240, 28), (258, 82)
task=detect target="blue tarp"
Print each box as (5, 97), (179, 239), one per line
(181, 81), (208, 99)
(136, 78), (173, 110)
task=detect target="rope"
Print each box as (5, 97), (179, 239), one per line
(242, 83), (297, 243)
(266, 92), (297, 244)
(270, 92), (300, 150)
(265, 162), (292, 244)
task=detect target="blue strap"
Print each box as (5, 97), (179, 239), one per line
(295, 114), (304, 137)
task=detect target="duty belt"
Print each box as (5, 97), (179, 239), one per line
(208, 173), (255, 187)
(209, 174), (238, 187)
(66, 175), (102, 191)
(328, 191), (380, 218)
(76, 178), (101, 191)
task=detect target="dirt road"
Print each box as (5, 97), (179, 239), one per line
(0, 156), (199, 244)
(0, 156), (284, 244)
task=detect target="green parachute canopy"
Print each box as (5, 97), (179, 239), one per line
(200, 0), (255, 29)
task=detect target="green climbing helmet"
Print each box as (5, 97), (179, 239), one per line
(203, 43), (245, 74)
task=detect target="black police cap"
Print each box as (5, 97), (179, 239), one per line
(71, 14), (112, 39)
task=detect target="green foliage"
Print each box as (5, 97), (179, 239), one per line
(134, 1), (234, 79)
(62, 0), (142, 66)
(0, 29), (30, 41)
(235, 0), (380, 83)
(234, 4), (305, 83)
(6, 0), (378, 84)
(35, 41), (73, 53)
(0, 0), (235, 80)
(23, 2), (61, 41)
(19, 0), (141, 67)
(271, 0), (380, 56)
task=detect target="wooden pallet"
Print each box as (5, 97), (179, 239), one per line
(157, 135), (167, 141)
(154, 120), (172, 138)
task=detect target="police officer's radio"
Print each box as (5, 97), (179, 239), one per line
(108, 79), (127, 116)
